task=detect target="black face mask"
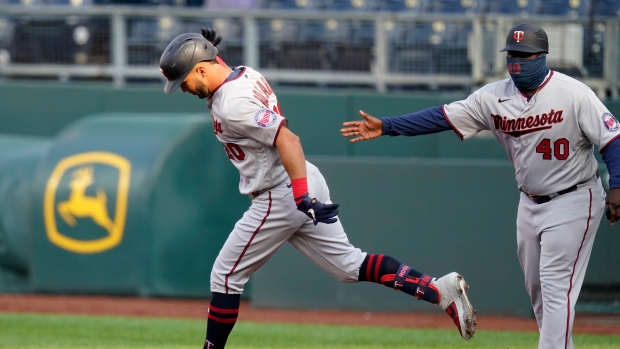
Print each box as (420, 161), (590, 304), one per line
(506, 53), (550, 91)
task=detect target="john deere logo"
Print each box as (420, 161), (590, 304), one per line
(44, 152), (131, 254)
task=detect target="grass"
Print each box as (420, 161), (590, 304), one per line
(1, 312), (619, 349)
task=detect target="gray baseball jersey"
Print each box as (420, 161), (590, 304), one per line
(209, 66), (289, 195)
(444, 71), (617, 195)
(207, 66), (365, 294)
(443, 70), (614, 349)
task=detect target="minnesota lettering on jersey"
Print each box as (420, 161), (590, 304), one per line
(491, 109), (564, 137)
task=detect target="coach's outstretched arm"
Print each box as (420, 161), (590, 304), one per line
(342, 106), (453, 142)
(341, 110), (384, 142)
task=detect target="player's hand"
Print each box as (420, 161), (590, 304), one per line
(201, 27), (223, 47)
(341, 110), (383, 143)
(296, 194), (339, 225)
(605, 188), (620, 226)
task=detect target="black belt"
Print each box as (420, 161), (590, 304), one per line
(525, 186), (578, 204)
(523, 171), (599, 205)
(248, 189), (268, 199)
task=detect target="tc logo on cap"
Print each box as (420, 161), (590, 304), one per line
(513, 31), (525, 42)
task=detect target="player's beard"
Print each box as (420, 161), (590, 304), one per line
(196, 80), (209, 99)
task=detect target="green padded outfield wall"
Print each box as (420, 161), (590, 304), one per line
(0, 82), (619, 314)
(0, 114), (247, 297)
(0, 136), (52, 292)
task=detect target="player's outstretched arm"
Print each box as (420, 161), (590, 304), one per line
(341, 110), (383, 143)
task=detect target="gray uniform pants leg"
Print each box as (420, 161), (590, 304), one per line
(517, 180), (604, 349)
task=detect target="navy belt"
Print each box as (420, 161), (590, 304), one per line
(523, 171), (599, 205)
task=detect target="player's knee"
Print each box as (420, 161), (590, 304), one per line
(210, 269), (247, 294)
(332, 270), (360, 283)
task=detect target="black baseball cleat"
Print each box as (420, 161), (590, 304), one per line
(433, 272), (477, 340)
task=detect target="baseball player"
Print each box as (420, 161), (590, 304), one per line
(341, 23), (620, 349)
(159, 29), (477, 349)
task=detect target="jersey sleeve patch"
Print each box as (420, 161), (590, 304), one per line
(254, 109), (278, 128)
(602, 112), (619, 132)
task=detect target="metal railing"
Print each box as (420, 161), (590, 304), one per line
(0, 5), (618, 98)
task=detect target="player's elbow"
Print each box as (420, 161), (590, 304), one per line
(276, 127), (302, 149)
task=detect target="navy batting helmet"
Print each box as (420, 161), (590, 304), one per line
(160, 33), (219, 94)
(500, 23), (549, 54)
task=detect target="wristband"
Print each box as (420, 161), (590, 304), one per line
(291, 177), (308, 204)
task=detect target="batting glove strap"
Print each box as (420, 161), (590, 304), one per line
(201, 27), (223, 47)
(295, 193), (339, 226)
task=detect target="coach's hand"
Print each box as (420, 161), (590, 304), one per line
(341, 110), (383, 143)
(296, 194), (339, 225)
(605, 188), (620, 226)
(201, 27), (223, 47)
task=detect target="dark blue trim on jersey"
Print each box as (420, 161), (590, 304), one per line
(226, 67), (244, 81)
(381, 106), (451, 136)
(602, 137), (620, 189)
(208, 67), (247, 100)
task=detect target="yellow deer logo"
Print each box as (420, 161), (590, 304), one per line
(44, 152), (131, 254)
(57, 166), (116, 234)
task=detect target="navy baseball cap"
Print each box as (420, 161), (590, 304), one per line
(500, 23), (549, 54)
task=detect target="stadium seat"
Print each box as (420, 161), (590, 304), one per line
(478, 0), (535, 15)
(590, 0), (620, 17)
(126, 19), (160, 65)
(349, 20), (373, 45)
(533, 0), (588, 17)
(10, 0), (96, 64)
(435, 22), (472, 75)
(389, 21), (471, 75)
(262, 0), (321, 10)
(427, 0), (479, 14)
(93, 0), (164, 5)
(389, 22), (434, 73)
(0, 16), (15, 65)
(330, 21), (374, 71)
(93, 0), (204, 5)
(304, 6), (376, 71)
(258, 19), (328, 70)
(299, 19), (349, 43)
(205, 0), (260, 9)
(582, 25), (605, 78)
(376, 0), (431, 12)
(322, 0), (376, 11)
(259, 18), (299, 43)
(126, 17), (244, 67)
